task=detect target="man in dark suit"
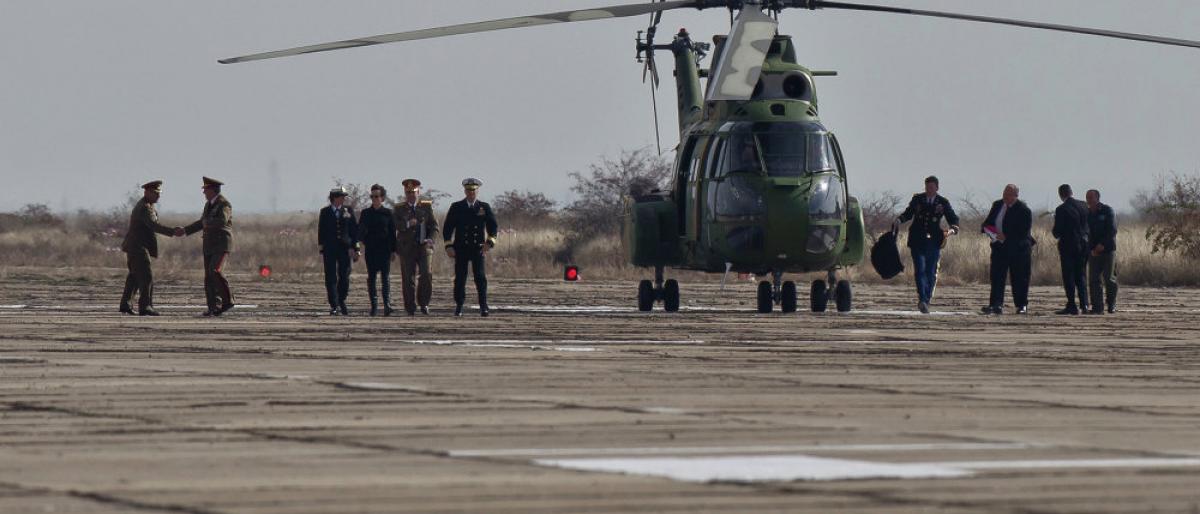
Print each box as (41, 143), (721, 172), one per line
(895, 175), (960, 314)
(318, 187), (361, 315)
(181, 177), (235, 317)
(1052, 184), (1090, 315)
(1086, 189), (1119, 314)
(443, 178), (498, 317)
(119, 181), (183, 316)
(980, 184), (1035, 315)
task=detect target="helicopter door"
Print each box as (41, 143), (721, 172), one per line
(676, 136), (700, 238)
(829, 133), (848, 184)
(686, 136), (709, 243)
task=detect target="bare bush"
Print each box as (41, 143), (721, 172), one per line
(1134, 172), (1200, 258)
(557, 148), (671, 263)
(0, 204), (65, 233)
(859, 191), (903, 243)
(493, 190), (557, 228)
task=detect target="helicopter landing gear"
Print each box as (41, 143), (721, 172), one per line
(757, 272), (797, 314)
(811, 269), (853, 313)
(638, 266), (680, 312)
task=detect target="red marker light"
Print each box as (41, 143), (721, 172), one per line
(564, 265), (580, 282)
(259, 265), (272, 279)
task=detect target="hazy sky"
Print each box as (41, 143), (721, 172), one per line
(2, 0), (1198, 214)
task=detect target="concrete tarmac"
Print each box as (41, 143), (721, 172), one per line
(1, 274), (1198, 513)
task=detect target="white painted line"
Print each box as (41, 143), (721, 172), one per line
(943, 458), (1200, 471)
(450, 442), (1038, 458)
(459, 343), (602, 353)
(851, 310), (974, 317)
(17, 304), (260, 310)
(534, 455), (970, 483)
(638, 407), (691, 415)
(401, 339), (701, 346)
(337, 382), (416, 391)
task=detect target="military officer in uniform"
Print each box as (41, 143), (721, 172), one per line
(394, 179), (439, 315)
(894, 175), (960, 314)
(318, 187), (361, 315)
(119, 181), (183, 316)
(443, 178), (498, 317)
(181, 177), (235, 317)
(1085, 189), (1119, 314)
(359, 184), (397, 316)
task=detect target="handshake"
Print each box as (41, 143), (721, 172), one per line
(172, 227), (186, 237)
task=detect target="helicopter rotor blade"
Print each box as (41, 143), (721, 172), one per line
(806, 1), (1200, 50)
(219, 1), (696, 64)
(706, 7), (777, 102)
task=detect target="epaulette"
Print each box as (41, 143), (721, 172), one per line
(419, 200), (432, 207)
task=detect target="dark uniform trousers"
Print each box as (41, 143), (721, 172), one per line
(122, 249), (154, 311)
(203, 252), (233, 313)
(324, 249), (352, 309)
(453, 250), (487, 308)
(1088, 252), (1118, 310)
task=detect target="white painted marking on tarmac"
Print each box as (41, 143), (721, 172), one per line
(460, 343), (601, 353)
(942, 458), (1200, 471)
(851, 310), (973, 317)
(338, 382), (415, 391)
(534, 455), (970, 483)
(401, 339), (701, 346)
(638, 407), (691, 415)
(17, 304), (259, 310)
(450, 442), (1039, 458)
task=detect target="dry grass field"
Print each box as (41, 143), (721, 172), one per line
(1, 209), (1197, 288)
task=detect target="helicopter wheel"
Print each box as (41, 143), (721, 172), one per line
(780, 281), (797, 313)
(835, 280), (853, 313)
(756, 281), (773, 313)
(663, 279), (681, 313)
(637, 279), (654, 312)
(810, 280), (829, 313)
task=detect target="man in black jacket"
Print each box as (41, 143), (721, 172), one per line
(1086, 189), (1119, 314)
(358, 184), (397, 316)
(895, 175), (960, 314)
(1052, 184), (1090, 315)
(318, 187), (361, 315)
(981, 184), (1035, 315)
(443, 178), (498, 317)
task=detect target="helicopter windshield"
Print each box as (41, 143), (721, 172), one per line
(718, 123), (839, 178)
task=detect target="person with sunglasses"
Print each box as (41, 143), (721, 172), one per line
(359, 184), (398, 316)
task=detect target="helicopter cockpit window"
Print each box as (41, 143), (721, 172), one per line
(720, 134), (763, 176)
(756, 132), (838, 177)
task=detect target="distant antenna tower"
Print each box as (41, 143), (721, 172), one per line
(268, 160), (281, 213)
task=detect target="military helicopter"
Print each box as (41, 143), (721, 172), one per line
(220, 0), (1200, 314)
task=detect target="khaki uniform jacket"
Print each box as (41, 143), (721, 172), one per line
(120, 198), (176, 258)
(184, 194), (234, 255)
(394, 200), (439, 253)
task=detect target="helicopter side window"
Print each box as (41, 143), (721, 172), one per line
(706, 137), (726, 179)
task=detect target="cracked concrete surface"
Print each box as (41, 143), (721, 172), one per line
(1, 274), (1198, 513)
